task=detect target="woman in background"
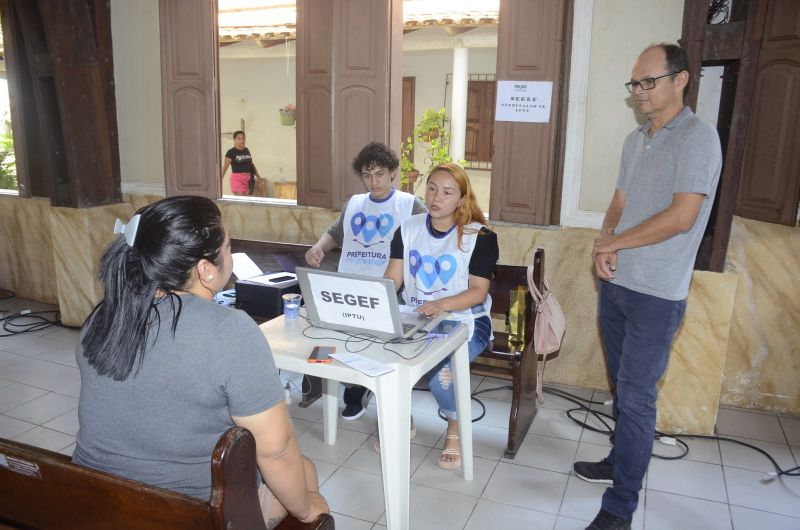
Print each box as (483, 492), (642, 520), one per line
(384, 163), (498, 469)
(221, 130), (264, 196)
(73, 196), (328, 529)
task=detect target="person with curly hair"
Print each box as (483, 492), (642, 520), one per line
(305, 141), (427, 419)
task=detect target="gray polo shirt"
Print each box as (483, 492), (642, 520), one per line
(612, 107), (721, 301)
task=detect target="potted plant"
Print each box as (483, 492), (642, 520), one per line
(399, 136), (419, 192)
(278, 104), (296, 126)
(415, 108), (446, 142)
(415, 108), (467, 184)
(400, 108), (467, 194)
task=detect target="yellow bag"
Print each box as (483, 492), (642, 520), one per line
(508, 284), (527, 352)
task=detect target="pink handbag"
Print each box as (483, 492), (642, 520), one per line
(527, 266), (566, 401)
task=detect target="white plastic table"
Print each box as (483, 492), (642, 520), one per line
(259, 312), (474, 530)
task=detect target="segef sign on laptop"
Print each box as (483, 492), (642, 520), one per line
(295, 267), (441, 340)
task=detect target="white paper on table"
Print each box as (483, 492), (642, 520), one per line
(330, 352), (395, 377)
(232, 253), (263, 280)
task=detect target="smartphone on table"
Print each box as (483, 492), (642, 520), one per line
(426, 319), (460, 338)
(308, 345), (335, 363)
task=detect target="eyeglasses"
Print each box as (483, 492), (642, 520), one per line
(624, 72), (677, 93)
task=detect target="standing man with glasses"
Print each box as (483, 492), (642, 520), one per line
(573, 44), (721, 530)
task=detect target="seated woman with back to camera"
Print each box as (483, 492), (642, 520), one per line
(72, 196), (328, 529)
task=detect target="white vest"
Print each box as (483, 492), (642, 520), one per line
(339, 189), (416, 277)
(400, 214), (490, 338)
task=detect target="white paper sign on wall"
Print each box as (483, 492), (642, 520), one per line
(495, 80), (553, 123)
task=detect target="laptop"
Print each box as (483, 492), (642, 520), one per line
(295, 267), (444, 341)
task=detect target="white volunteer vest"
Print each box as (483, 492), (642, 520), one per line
(339, 189), (416, 277)
(400, 214), (490, 338)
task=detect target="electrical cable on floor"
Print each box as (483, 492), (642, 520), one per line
(413, 386), (487, 423)
(0, 288), (15, 300)
(0, 310), (81, 336)
(536, 384), (800, 479)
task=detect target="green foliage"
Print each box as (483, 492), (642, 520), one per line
(399, 108), (466, 189)
(399, 136), (416, 185)
(0, 120), (17, 191)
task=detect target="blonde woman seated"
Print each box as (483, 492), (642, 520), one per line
(384, 163), (498, 469)
(73, 196), (329, 529)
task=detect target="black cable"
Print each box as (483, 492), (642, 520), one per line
(413, 386), (487, 423)
(0, 310), (79, 336)
(0, 288), (15, 300)
(543, 385), (800, 478)
(299, 316), (433, 356)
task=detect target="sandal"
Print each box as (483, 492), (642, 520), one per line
(437, 433), (461, 470)
(373, 416), (416, 454)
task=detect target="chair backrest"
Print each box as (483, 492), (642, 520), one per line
(0, 427), (267, 530)
(230, 239), (341, 274)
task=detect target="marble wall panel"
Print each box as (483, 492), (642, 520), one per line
(722, 217), (800, 413)
(50, 203), (136, 326)
(4, 196), (796, 426)
(489, 224), (737, 433)
(0, 196), (58, 303)
(656, 269), (738, 434)
(218, 201), (337, 245)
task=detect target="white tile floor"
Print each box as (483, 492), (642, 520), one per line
(2, 298), (799, 530)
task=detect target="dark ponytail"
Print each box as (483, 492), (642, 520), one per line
(82, 196), (225, 380)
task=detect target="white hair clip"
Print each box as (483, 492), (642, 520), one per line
(113, 214), (141, 247)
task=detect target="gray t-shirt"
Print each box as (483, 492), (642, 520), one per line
(613, 107), (721, 301)
(73, 295), (283, 499)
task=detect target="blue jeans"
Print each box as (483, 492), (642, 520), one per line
(426, 313), (491, 420)
(598, 281), (686, 519)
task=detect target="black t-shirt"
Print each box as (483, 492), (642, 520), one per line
(390, 218), (499, 280)
(225, 147), (254, 173)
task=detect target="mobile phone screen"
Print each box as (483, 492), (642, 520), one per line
(427, 319), (459, 338)
(269, 275), (295, 283)
(308, 346), (335, 363)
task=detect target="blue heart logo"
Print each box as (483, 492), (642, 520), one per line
(362, 215), (379, 242)
(409, 250), (423, 278)
(377, 214), (394, 237)
(418, 255), (440, 289)
(436, 254), (457, 284)
(350, 212), (366, 236)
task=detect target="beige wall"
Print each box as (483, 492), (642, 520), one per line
(110, 0), (164, 190)
(217, 43), (497, 207)
(9, 193), (800, 432)
(219, 49), (298, 196)
(579, 0), (684, 212)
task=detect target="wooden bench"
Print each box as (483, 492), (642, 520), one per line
(0, 427), (334, 530)
(471, 248), (559, 458)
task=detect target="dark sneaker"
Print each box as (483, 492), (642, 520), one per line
(573, 459), (613, 484)
(342, 386), (371, 420)
(585, 509), (631, 530)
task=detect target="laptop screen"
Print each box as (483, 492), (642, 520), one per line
(296, 267), (401, 337)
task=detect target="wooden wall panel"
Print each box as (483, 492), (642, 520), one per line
(491, 0), (568, 225)
(296, 0), (334, 207)
(332, 0), (399, 207)
(0, 0), (33, 197)
(297, 0), (402, 209)
(0, 0), (120, 207)
(159, 0), (219, 199)
(736, 0), (800, 225)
